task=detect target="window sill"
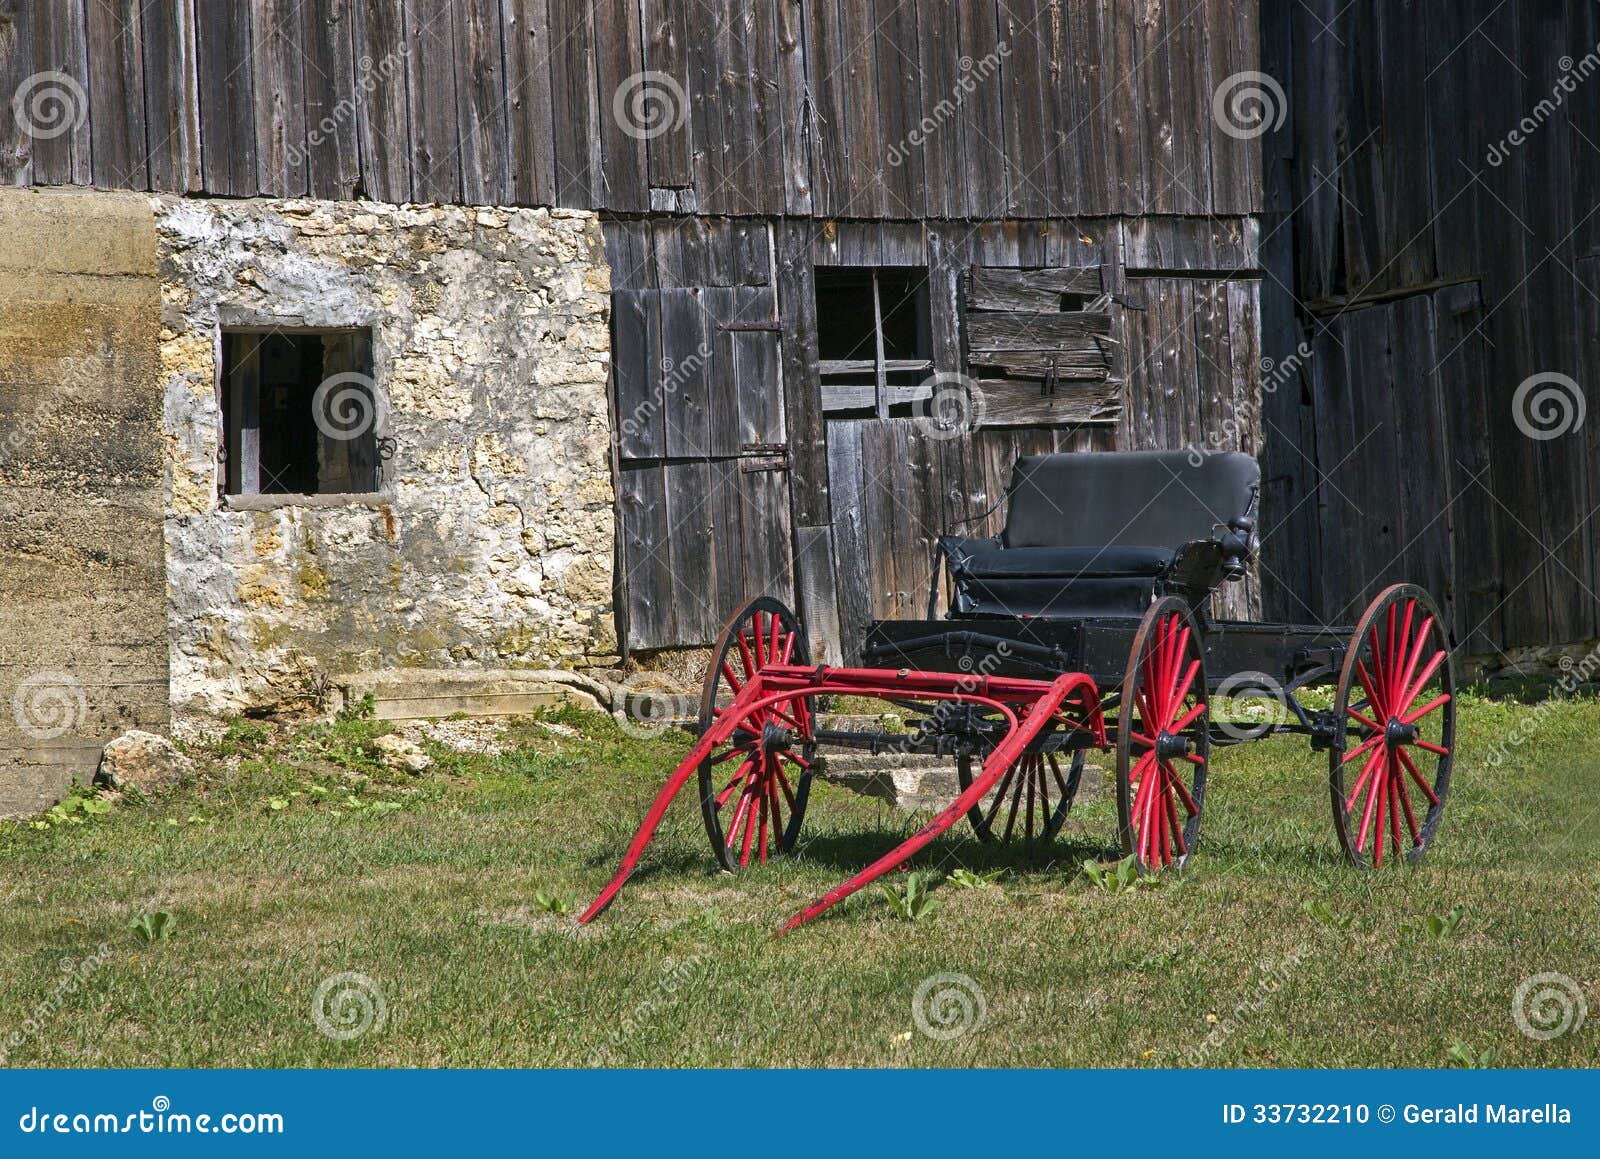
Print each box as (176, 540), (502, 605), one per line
(222, 492), (394, 512)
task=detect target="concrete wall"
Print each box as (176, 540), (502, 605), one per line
(0, 188), (170, 817)
(157, 197), (616, 716)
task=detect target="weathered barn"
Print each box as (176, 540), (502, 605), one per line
(0, 0), (1594, 814)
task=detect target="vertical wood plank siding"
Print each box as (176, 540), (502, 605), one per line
(0, 0), (1261, 218)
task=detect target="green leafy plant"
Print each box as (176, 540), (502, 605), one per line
(948, 868), (1006, 891)
(128, 910), (176, 943)
(1403, 904), (1466, 939)
(1446, 1040), (1499, 1068)
(1081, 856), (1157, 893)
(1303, 899), (1355, 930)
(879, 872), (941, 922)
(534, 890), (573, 915)
(30, 790), (113, 830)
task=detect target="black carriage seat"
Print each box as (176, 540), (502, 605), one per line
(941, 450), (1260, 619)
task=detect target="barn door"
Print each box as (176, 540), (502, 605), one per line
(612, 284), (795, 651)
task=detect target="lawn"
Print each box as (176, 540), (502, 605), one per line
(1, 691), (1596, 1068)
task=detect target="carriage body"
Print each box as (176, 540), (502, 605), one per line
(580, 451), (1458, 932)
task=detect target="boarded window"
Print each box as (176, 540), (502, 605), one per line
(963, 267), (1122, 427)
(219, 329), (381, 497)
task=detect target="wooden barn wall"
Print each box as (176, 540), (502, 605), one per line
(0, 0), (1261, 220)
(607, 213), (1263, 655)
(1264, 0), (1600, 656)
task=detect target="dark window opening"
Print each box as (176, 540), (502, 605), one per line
(815, 267), (933, 416)
(220, 329), (379, 498)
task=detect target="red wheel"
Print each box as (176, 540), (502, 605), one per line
(956, 749), (1085, 842)
(697, 597), (815, 871)
(1330, 584), (1455, 866)
(1116, 597), (1209, 870)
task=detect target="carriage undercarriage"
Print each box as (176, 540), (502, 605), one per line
(580, 452), (1457, 933)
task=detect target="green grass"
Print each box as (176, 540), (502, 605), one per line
(1, 693), (1597, 1068)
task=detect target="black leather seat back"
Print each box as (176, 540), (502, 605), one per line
(1002, 451), (1260, 550)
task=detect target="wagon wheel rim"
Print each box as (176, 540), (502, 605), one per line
(698, 597), (815, 872)
(957, 749), (1085, 844)
(1116, 597), (1209, 871)
(1330, 584), (1455, 867)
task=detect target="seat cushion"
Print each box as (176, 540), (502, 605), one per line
(955, 544), (1174, 579)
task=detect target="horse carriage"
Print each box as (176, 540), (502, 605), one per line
(580, 450), (1457, 933)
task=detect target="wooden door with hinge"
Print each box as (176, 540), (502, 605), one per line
(611, 283), (795, 652)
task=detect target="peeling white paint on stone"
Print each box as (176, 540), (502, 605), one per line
(154, 195), (616, 716)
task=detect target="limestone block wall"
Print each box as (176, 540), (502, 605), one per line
(156, 197), (616, 716)
(0, 188), (170, 816)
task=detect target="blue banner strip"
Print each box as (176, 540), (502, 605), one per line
(2, 1068), (1593, 1155)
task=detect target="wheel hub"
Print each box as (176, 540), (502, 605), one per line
(1154, 730), (1192, 760)
(761, 722), (794, 754)
(1384, 716), (1418, 749)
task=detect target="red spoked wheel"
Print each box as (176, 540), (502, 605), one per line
(1116, 597), (1209, 871)
(957, 748), (1086, 843)
(1329, 584), (1455, 867)
(697, 597), (816, 872)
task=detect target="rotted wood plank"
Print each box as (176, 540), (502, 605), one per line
(792, 524), (843, 663)
(974, 380), (1123, 427)
(351, 0), (410, 202)
(195, 0), (255, 194)
(86, 0), (147, 190)
(967, 267), (1103, 312)
(966, 311), (1112, 352)
(302, 0), (359, 199)
(252, 0), (308, 196)
(706, 457), (747, 629)
(503, 0), (555, 207)
(998, 0), (1049, 218)
(1388, 292), (1454, 624)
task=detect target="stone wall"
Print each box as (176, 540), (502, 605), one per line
(0, 188), (170, 816)
(157, 196), (616, 716)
